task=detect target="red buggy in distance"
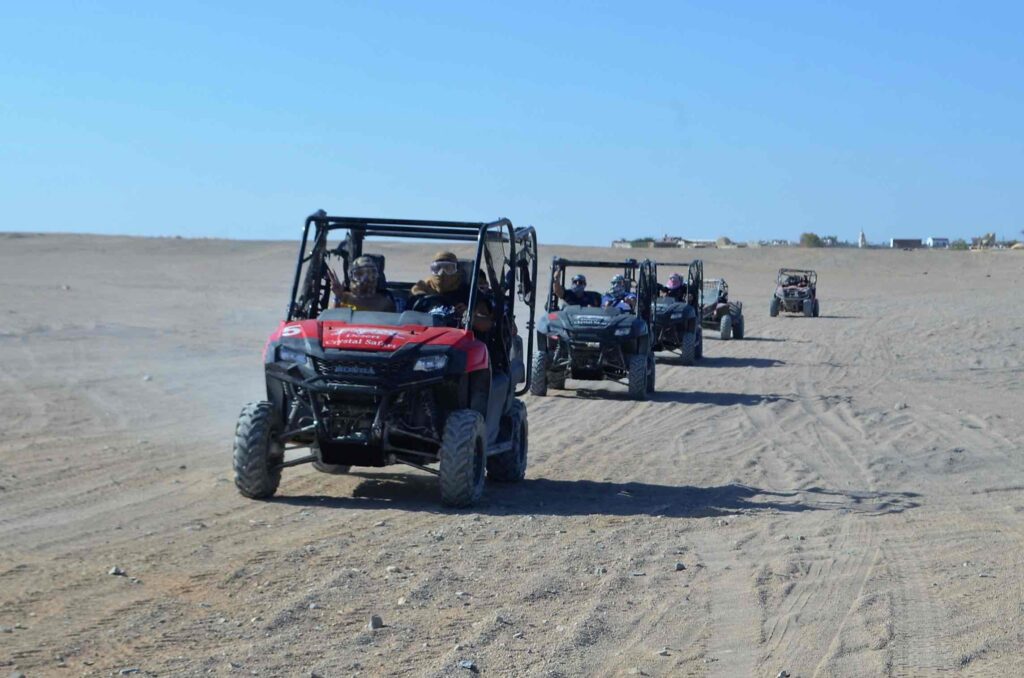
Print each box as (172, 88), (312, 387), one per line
(233, 212), (538, 507)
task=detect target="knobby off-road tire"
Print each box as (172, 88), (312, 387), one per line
(720, 314), (733, 340)
(770, 297), (780, 317)
(313, 460), (351, 475)
(696, 330), (703, 360)
(646, 354), (656, 394)
(627, 353), (650, 401)
(733, 314), (745, 339)
(813, 300), (820, 317)
(486, 400), (528, 482)
(548, 367), (566, 390)
(233, 401), (284, 499)
(530, 352), (548, 396)
(439, 410), (487, 507)
(680, 331), (696, 366)
(803, 299), (814, 317)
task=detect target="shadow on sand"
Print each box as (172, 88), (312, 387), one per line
(696, 356), (785, 368)
(273, 478), (920, 519)
(545, 388), (792, 406)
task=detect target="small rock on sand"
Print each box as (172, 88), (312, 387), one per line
(368, 614), (384, 630)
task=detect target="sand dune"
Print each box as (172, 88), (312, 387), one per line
(2, 233), (1023, 676)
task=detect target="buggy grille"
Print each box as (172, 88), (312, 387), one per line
(311, 355), (410, 384)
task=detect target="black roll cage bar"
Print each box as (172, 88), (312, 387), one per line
(777, 268), (817, 285)
(545, 256), (657, 327)
(653, 260), (704, 314)
(286, 210), (539, 396)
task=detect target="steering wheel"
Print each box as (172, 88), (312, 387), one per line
(411, 294), (447, 313)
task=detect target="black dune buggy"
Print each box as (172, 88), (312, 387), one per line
(770, 268), (819, 317)
(530, 257), (657, 400)
(651, 260), (704, 365)
(701, 278), (745, 340)
(233, 211), (539, 507)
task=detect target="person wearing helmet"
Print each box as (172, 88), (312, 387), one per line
(327, 256), (396, 312)
(602, 274), (637, 312)
(661, 272), (688, 302)
(410, 251), (493, 333)
(552, 272), (599, 307)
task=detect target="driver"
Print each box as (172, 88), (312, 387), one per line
(553, 272), (599, 307)
(328, 256), (396, 312)
(602, 274), (637, 312)
(411, 251), (493, 333)
(660, 272), (688, 302)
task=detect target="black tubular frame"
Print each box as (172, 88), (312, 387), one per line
(285, 210), (538, 394)
(777, 268), (817, 285)
(545, 256), (640, 313)
(654, 259), (704, 315)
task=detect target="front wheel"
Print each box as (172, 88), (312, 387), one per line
(803, 299), (814, 317)
(720, 314), (733, 340)
(530, 351), (548, 396)
(439, 410), (487, 507)
(487, 400), (527, 482)
(770, 297), (780, 317)
(813, 300), (820, 317)
(232, 401), (283, 499)
(733, 315), (745, 339)
(627, 353), (649, 401)
(646, 354), (656, 394)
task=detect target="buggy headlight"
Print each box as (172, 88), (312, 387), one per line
(614, 327), (631, 336)
(670, 312), (683, 320)
(277, 346), (308, 365)
(413, 355), (448, 372)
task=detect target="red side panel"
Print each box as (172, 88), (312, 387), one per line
(455, 333), (489, 371)
(268, 320), (321, 343)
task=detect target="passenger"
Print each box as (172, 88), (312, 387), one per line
(553, 273), (599, 307)
(602, 274), (637, 312)
(328, 256), (395, 312)
(410, 251), (493, 333)
(661, 272), (688, 302)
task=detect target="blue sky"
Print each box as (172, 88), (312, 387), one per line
(2, 1), (1022, 244)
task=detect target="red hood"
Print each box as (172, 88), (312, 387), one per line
(269, 320), (472, 351)
(320, 322), (470, 351)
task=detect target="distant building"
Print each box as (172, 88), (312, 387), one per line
(822, 236), (838, 247)
(925, 237), (949, 249)
(890, 238), (923, 249)
(858, 229), (867, 249)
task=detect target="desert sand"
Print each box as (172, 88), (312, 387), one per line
(2, 232), (1023, 677)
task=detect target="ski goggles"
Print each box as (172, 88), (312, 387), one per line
(430, 260), (459, 275)
(350, 266), (379, 283)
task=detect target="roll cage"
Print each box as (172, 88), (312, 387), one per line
(545, 256), (658, 326)
(778, 268), (817, 286)
(286, 210), (539, 395)
(654, 260), (704, 314)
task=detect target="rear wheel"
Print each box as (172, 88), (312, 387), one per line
(770, 297), (780, 317)
(312, 460), (351, 475)
(548, 367), (566, 390)
(813, 300), (820, 317)
(680, 332), (696, 366)
(720, 314), (733, 340)
(646, 354), (656, 394)
(627, 353), (649, 400)
(232, 401), (283, 499)
(487, 400), (527, 482)
(439, 410), (486, 507)
(733, 314), (745, 339)
(803, 299), (814, 317)
(530, 352), (548, 396)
